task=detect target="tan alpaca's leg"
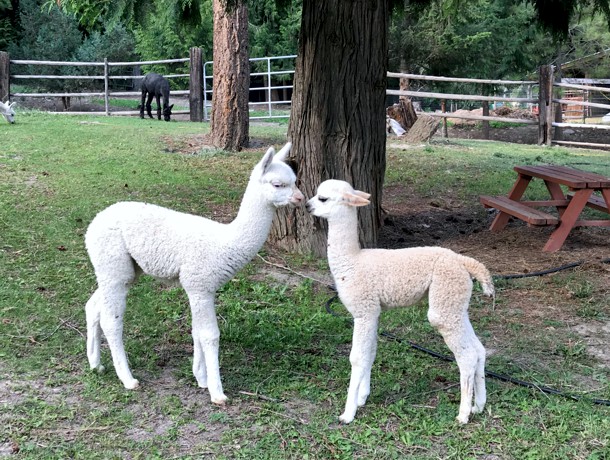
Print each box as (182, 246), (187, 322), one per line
(340, 312), (380, 424)
(428, 278), (485, 424)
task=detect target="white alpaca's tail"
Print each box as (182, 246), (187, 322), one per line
(459, 255), (495, 299)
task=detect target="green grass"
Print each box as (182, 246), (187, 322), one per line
(90, 98), (190, 111)
(1, 113), (609, 459)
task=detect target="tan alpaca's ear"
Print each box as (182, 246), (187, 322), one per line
(342, 192), (370, 207)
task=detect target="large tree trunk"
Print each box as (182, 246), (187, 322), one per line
(211, 0), (249, 151)
(270, 0), (389, 256)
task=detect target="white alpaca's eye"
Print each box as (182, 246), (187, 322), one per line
(272, 182), (284, 188)
(318, 197), (328, 203)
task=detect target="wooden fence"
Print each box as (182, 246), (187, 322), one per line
(388, 65), (610, 150)
(2, 53), (610, 149)
(0, 48), (205, 121)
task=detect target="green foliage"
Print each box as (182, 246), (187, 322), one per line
(8, 0), (84, 92)
(8, 0), (137, 93)
(0, 0), (16, 51)
(528, 0), (610, 38)
(389, 0), (556, 79)
(9, 0), (83, 62)
(132, 0), (213, 67)
(249, 0), (300, 59)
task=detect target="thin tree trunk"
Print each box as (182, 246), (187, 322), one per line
(270, 0), (389, 257)
(0, 52), (9, 102)
(211, 0), (249, 151)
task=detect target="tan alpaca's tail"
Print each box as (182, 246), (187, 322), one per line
(459, 255), (495, 299)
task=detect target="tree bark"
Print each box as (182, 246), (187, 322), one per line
(211, 0), (249, 151)
(0, 52), (9, 103)
(270, 0), (389, 257)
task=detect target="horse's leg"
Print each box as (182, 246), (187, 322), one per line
(155, 93), (161, 120)
(146, 93), (154, 119)
(140, 90), (146, 119)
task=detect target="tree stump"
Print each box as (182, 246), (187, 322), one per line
(402, 113), (440, 143)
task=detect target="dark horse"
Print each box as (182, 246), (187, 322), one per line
(140, 73), (174, 121)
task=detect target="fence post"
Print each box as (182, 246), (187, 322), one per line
(104, 58), (110, 116)
(0, 51), (9, 102)
(538, 65), (554, 146)
(441, 99), (447, 138)
(189, 47), (203, 122)
(481, 84), (489, 140)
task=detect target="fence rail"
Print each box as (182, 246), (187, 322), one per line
(3, 53), (199, 119)
(388, 66), (610, 149)
(2, 52), (610, 149)
(203, 54), (296, 121)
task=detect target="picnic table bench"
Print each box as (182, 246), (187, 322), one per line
(480, 164), (610, 252)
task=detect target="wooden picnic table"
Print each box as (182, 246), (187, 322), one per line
(480, 164), (610, 252)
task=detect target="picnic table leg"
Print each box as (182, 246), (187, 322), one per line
(543, 188), (593, 252)
(544, 181), (568, 217)
(601, 189), (610, 210)
(490, 174), (532, 231)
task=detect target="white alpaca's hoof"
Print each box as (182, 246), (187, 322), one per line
(123, 379), (140, 390)
(91, 364), (105, 374)
(357, 395), (369, 407)
(211, 394), (228, 406)
(339, 413), (354, 424)
(197, 380), (208, 390)
(456, 414), (470, 425)
(471, 404), (485, 414)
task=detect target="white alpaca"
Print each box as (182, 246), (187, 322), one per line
(0, 101), (15, 124)
(306, 179), (494, 424)
(85, 143), (303, 404)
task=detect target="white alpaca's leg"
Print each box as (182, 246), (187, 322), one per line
(192, 338), (208, 389)
(340, 314), (379, 424)
(187, 289), (227, 405)
(86, 289), (105, 373)
(98, 283), (139, 389)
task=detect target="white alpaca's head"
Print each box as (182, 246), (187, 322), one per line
(306, 179), (370, 219)
(253, 142), (304, 208)
(0, 101), (16, 124)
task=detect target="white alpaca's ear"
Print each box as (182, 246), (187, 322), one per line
(353, 190), (371, 199)
(342, 192), (370, 207)
(273, 142), (292, 163)
(8, 102), (15, 109)
(259, 147), (276, 173)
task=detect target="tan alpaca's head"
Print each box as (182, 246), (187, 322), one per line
(306, 179), (370, 219)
